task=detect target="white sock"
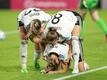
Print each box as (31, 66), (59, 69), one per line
(72, 36), (80, 73)
(20, 40), (28, 67)
(72, 54), (79, 73)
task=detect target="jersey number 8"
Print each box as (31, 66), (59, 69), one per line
(51, 14), (63, 24)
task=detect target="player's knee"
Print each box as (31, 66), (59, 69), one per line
(72, 26), (81, 36)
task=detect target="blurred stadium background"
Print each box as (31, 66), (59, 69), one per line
(0, 0), (107, 80)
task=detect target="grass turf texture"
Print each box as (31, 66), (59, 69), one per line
(0, 10), (107, 80)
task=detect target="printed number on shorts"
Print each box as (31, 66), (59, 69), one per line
(51, 14), (63, 24)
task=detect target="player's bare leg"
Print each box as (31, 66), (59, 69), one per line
(33, 36), (45, 70)
(90, 10), (107, 42)
(34, 43), (41, 70)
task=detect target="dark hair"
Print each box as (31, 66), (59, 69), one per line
(46, 28), (59, 43)
(48, 52), (59, 71)
(49, 52), (59, 57)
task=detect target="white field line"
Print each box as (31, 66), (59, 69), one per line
(54, 66), (107, 80)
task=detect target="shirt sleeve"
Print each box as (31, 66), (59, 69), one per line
(17, 9), (26, 22)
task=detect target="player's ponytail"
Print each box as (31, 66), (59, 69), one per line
(30, 19), (41, 34)
(46, 27), (59, 44)
(28, 19), (41, 42)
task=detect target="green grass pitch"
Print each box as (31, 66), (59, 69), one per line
(0, 9), (107, 80)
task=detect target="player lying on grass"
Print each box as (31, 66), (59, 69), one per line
(79, 0), (107, 41)
(41, 30), (71, 74)
(43, 10), (89, 73)
(17, 8), (51, 73)
(41, 49), (71, 74)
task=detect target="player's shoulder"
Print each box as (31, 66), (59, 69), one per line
(65, 10), (80, 16)
(58, 10), (78, 16)
(63, 10), (82, 19)
(17, 9), (26, 21)
(19, 8), (41, 14)
(25, 8), (41, 12)
(58, 10), (73, 13)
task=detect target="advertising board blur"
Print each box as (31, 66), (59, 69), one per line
(10, 0), (79, 10)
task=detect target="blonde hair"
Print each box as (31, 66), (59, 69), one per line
(28, 19), (41, 42)
(29, 19), (41, 34)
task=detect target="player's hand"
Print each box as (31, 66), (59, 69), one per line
(40, 69), (47, 74)
(65, 55), (72, 63)
(47, 71), (54, 74)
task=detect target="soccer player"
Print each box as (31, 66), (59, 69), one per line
(80, 0), (107, 41)
(17, 8), (51, 73)
(44, 10), (88, 73)
(42, 43), (71, 74)
(41, 31), (71, 74)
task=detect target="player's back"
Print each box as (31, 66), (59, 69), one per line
(18, 8), (51, 27)
(46, 10), (77, 40)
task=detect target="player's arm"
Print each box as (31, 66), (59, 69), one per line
(17, 10), (28, 40)
(17, 17), (28, 40)
(65, 42), (72, 63)
(48, 61), (68, 74)
(17, 9), (26, 28)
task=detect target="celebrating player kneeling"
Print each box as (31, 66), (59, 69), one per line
(17, 8), (51, 73)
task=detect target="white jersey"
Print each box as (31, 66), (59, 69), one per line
(44, 43), (69, 61)
(45, 10), (77, 40)
(17, 8), (51, 28)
